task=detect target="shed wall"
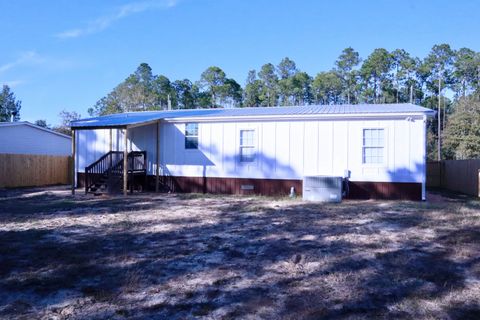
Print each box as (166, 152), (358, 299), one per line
(0, 125), (71, 156)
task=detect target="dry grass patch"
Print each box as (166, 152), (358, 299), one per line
(0, 186), (479, 319)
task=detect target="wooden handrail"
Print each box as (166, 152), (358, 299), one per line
(85, 151), (122, 172)
(85, 150), (147, 194)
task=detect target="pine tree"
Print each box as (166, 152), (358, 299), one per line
(443, 96), (480, 159)
(0, 85), (21, 121)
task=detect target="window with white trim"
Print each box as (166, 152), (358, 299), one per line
(185, 123), (198, 149)
(240, 129), (256, 162)
(362, 128), (384, 164)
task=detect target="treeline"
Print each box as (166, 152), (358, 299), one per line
(89, 44), (480, 116)
(1, 43), (478, 160)
(86, 44), (479, 160)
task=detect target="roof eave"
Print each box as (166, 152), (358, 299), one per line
(164, 111), (435, 123)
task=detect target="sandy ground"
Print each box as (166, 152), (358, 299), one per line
(0, 186), (479, 319)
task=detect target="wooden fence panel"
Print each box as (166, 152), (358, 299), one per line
(426, 161), (441, 188)
(444, 159), (480, 196)
(427, 159), (480, 197)
(0, 154), (72, 188)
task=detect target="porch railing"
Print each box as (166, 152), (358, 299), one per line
(84, 151), (147, 194)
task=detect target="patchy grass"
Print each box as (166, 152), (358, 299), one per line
(0, 186), (479, 319)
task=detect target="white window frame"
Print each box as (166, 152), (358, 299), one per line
(184, 123), (199, 150)
(239, 128), (257, 164)
(362, 128), (386, 166)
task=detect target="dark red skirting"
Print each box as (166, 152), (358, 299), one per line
(77, 173), (422, 200)
(346, 181), (422, 200)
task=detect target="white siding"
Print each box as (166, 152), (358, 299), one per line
(76, 116), (426, 183)
(76, 129), (112, 173)
(0, 124), (71, 156)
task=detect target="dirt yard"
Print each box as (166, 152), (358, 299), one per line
(0, 187), (479, 319)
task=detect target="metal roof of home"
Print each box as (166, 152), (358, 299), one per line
(71, 103), (435, 129)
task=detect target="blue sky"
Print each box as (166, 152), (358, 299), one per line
(1, 0), (479, 125)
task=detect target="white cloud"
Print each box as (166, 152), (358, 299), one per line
(56, 0), (178, 39)
(0, 51), (42, 74)
(0, 50), (77, 87)
(0, 62), (16, 74)
(0, 52), (41, 88)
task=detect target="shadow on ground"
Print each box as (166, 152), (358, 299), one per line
(0, 186), (479, 319)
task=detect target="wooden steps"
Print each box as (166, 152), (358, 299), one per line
(85, 151), (147, 195)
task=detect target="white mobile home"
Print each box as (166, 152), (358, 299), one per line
(71, 104), (434, 200)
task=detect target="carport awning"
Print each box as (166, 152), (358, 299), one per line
(70, 103), (436, 130)
(70, 112), (161, 130)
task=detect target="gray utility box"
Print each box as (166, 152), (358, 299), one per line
(302, 176), (343, 202)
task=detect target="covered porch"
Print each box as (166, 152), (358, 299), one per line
(71, 116), (164, 196)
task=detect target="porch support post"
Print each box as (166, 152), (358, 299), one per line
(71, 129), (76, 195)
(123, 128), (128, 196)
(422, 114), (427, 201)
(109, 128), (113, 168)
(109, 128), (113, 151)
(155, 121), (160, 192)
